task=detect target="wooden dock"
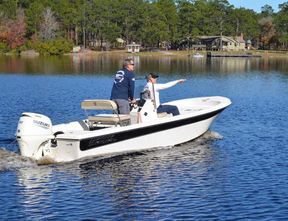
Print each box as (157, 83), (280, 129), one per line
(207, 52), (262, 58)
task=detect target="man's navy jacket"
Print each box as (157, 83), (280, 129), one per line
(110, 68), (135, 100)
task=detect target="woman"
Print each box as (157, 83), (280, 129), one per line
(143, 73), (186, 116)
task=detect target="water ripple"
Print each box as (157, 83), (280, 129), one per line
(1, 68), (288, 220)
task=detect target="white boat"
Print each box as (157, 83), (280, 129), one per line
(15, 96), (231, 163)
(193, 53), (205, 58)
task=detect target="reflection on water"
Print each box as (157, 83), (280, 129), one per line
(1, 54), (288, 75)
(77, 133), (215, 180)
(5, 131), (221, 220)
(9, 132), (221, 220)
(15, 166), (55, 220)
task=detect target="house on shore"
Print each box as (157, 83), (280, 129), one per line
(198, 34), (246, 51)
(127, 42), (141, 53)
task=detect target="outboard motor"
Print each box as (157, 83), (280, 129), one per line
(16, 112), (53, 159)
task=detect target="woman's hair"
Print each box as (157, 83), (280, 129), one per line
(146, 73), (159, 81)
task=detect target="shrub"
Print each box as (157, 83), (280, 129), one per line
(0, 42), (9, 53)
(35, 38), (73, 55)
(20, 40), (35, 51)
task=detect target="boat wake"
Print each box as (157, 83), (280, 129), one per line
(201, 130), (223, 140)
(0, 147), (37, 172)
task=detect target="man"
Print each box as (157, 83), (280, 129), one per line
(110, 58), (136, 114)
(144, 73), (186, 116)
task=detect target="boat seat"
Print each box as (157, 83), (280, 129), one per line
(81, 99), (130, 126)
(88, 114), (130, 125)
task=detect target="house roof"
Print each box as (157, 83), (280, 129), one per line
(199, 36), (239, 43)
(198, 35), (244, 44)
(116, 38), (125, 43)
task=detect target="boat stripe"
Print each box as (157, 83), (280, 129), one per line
(80, 108), (225, 151)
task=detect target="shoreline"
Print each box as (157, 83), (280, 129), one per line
(2, 49), (288, 58)
(59, 49), (288, 58)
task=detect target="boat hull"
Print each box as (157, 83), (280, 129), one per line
(16, 96), (231, 163)
(51, 110), (222, 162)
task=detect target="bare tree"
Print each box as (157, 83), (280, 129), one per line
(39, 7), (59, 41)
(259, 16), (276, 49)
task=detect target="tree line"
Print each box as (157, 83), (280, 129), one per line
(0, 0), (288, 55)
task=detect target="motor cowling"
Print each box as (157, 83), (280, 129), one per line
(16, 112), (53, 159)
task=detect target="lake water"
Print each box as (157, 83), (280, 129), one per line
(0, 54), (288, 220)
